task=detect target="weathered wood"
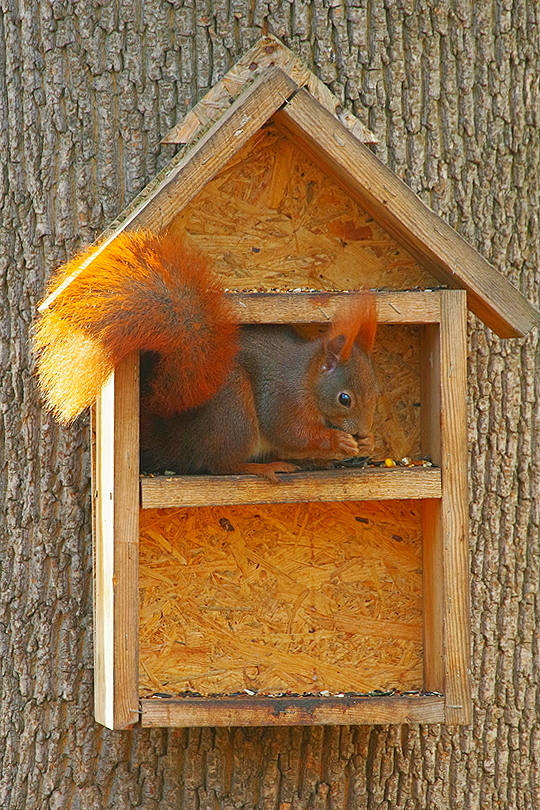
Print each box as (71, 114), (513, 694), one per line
(437, 291), (472, 724)
(140, 467), (442, 509)
(273, 92), (540, 339)
(420, 293), (471, 723)
(420, 325), (445, 694)
(161, 34), (377, 147)
(226, 290), (442, 324)
(6, 4), (540, 806)
(93, 353), (140, 730)
(403, 291), (471, 722)
(140, 694), (446, 727)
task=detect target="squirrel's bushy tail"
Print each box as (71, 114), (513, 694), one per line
(34, 231), (239, 423)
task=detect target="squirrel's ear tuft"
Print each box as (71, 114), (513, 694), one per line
(326, 292), (377, 360)
(320, 334), (346, 374)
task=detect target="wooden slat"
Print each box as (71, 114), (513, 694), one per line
(39, 67), (299, 313)
(140, 467), (441, 509)
(438, 291), (472, 724)
(93, 352), (140, 730)
(140, 695), (445, 727)
(420, 291), (471, 724)
(273, 91), (540, 338)
(226, 290), (442, 324)
(421, 325), (445, 695)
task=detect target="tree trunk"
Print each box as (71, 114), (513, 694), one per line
(1, 1), (539, 807)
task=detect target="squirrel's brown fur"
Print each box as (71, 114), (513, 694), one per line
(34, 230), (378, 481)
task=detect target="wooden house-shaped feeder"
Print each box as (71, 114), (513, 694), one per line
(40, 37), (540, 730)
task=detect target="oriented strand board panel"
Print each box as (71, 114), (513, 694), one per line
(139, 501), (423, 697)
(372, 325), (421, 460)
(167, 124), (438, 292)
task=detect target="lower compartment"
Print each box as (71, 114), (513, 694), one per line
(139, 500), (424, 699)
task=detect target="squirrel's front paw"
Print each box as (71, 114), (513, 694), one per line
(354, 432), (374, 454)
(333, 432), (359, 458)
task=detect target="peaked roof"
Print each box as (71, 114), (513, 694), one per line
(161, 34), (377, 148)
(40, 57), (540, 338)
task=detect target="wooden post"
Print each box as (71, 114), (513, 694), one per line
(93, 352), (140, 729)
(421, 290), (471, 724)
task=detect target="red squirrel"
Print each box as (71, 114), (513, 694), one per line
(34, 230), (378, 482)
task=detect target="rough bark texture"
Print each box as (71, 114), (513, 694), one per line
(1, 1), (539, 808)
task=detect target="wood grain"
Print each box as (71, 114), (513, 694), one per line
(140, 467), (442, 509)
(420, 324), (445, 694)
(419, 292), (471, 722)
(39, 67), (299, 313)
(6, 2), (540, 807)
(437, 291), (472, 724)
(140, 694), (445, 727)
(226, 290), (442, 324)
(139, 501), (424, 696)
(161, 34), (377, 147)
(93, 353), (140, 729)
(168, 121), (435, 293)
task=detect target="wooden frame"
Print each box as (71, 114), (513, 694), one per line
(93, 289), (471, 729)
(35, 41), (536, 731)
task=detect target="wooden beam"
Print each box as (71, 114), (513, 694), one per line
(420, 291), (471, 724)
(420, 321), (445, 696)
(438, 291), (472, 724)
(140, 694), (445, 727)
(140, 467), (442, 509)
(274, 90), (540, 338)
(93, 353), (140, 730)
(226, 290), (442, 324)
(39, 66), (299, 313)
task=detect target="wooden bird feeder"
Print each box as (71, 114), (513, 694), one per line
(41, 37), (540, 729)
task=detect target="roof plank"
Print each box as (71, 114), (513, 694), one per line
(39, 69), (540, 338)
(274, 89), (540, 338)
(161, 34), (377, 148)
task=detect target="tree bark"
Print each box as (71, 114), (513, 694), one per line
(1, 0), (539, 807)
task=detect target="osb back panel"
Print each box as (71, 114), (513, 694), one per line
(371, 324), (421, 460)
(139, 501), (423, 697)
(167, 123), (438, 291)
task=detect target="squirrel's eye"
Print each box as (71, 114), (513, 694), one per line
(338, 392), (352, 408)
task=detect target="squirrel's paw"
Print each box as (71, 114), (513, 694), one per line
(354, 432), (374, 454)
(333, 432), (360, 459)
(239, 461), (299, 483)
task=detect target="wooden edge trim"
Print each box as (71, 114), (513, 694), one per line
(93, 354), (141, 730)
(226, 290), (442, 324)
(139, 694), (446, 727)
(439, 291), (472, 725)
(39, 66), (299, 313)
(93, 378), (116, 729)
(140, 467), (442, 509)
(273, 91), (540, 338)
(111, 352), (141, 730)
(420, 323), (445, 695)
